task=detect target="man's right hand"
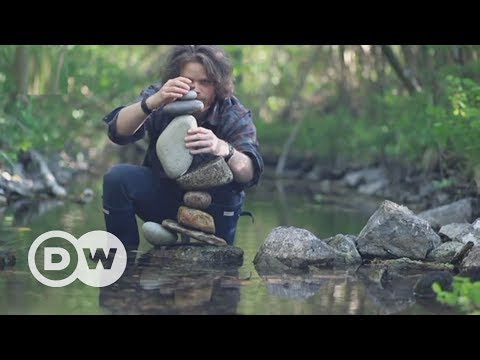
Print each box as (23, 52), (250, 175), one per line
(147, 77), (192, 109)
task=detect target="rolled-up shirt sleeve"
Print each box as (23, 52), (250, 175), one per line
(224, 112), (264, 189)
(102, 83), (162, 146)
(103, 106), (146, 145)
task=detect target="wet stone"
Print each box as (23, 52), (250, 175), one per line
(176, 157), (233, 190)
(177, 206), (215, 234)
(162, 219), (227, 246)
(142, 222), (178, 247)
(163, 100), (204, 116)
(180, 90), (198, 101)
(183, 191), (212, 210)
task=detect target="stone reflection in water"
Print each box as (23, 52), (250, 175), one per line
(256, 265), (459, 315)
(357, 268), (417, 315)
(99, 249), (242, 315)
(356, 266), (457, 315)
(257, 268), (367, 314)
(262, 275), (327, 300)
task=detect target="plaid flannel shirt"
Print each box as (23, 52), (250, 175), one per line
(103, 83), (264, 191)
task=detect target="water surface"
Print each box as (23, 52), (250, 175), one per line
(0, 173), (457, 315)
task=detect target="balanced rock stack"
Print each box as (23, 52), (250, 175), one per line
(142, 91), (234, 247)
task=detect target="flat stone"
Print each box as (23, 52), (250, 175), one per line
(162, 219), (227, 246)
(180, 90), (197, 101)
(156, 115), (197, 179)
(183, 191), (212, 210)
(142, 244), (243, 267)
(177, 206), (215, 234)
(142, 222), (178, 246)
(176, 157), (233, 190)
(163, 100), (204, 116)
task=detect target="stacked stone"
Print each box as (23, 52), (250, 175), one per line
(142, 91), (233, 248)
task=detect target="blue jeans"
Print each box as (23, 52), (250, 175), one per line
(102, 164), (244, 249)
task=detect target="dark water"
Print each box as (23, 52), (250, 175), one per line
(0, 173), (457, 315)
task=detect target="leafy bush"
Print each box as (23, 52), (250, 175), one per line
(433, 276), (480, 315)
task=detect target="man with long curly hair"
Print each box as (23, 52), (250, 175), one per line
(102, 45), (263, 252)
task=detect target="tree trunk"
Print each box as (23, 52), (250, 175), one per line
(381, 45), (419, 94)
(400, 45), (422, 89)
(275, 46), (322, 176)
(4, 46), (31, 113)
(258, 46), (282, 115)
(451, 45), (464, 66)
(14, 46), (30, 96)
(419, 46), (439, 103)
(52, 46), (67, 94)
(372, 45), (386, 95)
(338, 45), (349, 105)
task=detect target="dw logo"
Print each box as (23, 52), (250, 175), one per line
(28, 230), (127, 288)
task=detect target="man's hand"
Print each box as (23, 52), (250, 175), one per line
(184, 127), (228, 157)
(147, 77), (192, 109)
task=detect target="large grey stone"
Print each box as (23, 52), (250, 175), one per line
(156, 115), (197, 179)
(439, 223), (480, 245)
(459, 246), (480, 279)
(253, 226), (336, 273)
(323, 234), (362, 267)
(163, 100), (204, 116)
(418, 198), (480, 230)
(176, 157), (233, 190)
(357, 200), (442, 260)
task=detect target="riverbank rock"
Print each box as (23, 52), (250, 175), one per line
(323, 234), (362, 267)
(254, 226), (336, 274)
(459, 246), (480, 280)
(418, 198), (480, 231)
(357, 200), (441, 260)
(439, 222), (480, 245)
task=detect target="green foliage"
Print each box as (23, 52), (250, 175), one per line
(432, 178), (455, 190)
(433, 276), (480, 315)
(296, 108), (356, 161)
(0, 45), (156, 166)
(255, 120), (291, 153)
(443, 75), (480, 165)
(1, 45), (480, 182)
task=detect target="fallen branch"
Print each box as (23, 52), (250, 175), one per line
(30, 150), (67, 198)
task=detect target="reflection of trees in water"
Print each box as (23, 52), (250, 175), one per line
(99, 251), (242, 315)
